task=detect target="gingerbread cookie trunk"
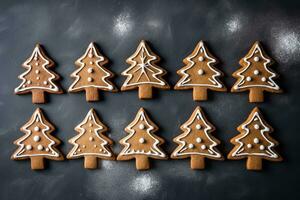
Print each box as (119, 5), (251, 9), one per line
(67, 109), (115, 169)
(14, 44), (63, 104)
(117, 108), (167, 170)
(228, 107), (282, 170)
(68, 42), (117, 102)
(175, 41), (226, 101)
(121, 40), (170, 99)
(171, 107), (223, 169)
(231, 42), (282, 102)
(11, 108), (64, 170)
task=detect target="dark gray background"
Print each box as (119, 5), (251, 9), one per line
(0, 0), (299, 199)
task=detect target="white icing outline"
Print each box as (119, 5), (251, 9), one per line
(119, 109), (166, 158)
(231, 111), (278, 158)
(68, 43), (114, 91)
(172, 108), (221, 158)
(233, 43), (280, 90)
(121, 41), (166, 87)
(176, 41), (223, 88)
(13, 109), (60, 158)
(68, 109), (112, 158)
(14, 45), (60, 93)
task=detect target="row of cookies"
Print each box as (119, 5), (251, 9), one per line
(11, 107), (282, 171)
(15, 40), (281, 103)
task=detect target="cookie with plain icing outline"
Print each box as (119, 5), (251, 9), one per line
(14, 44), (63, 104)
(11, 108), (64, 170)
(175, 41), (226, 101)
(171, 106), (223, 169)
(117, 108), (167, 170)
(231, 41), (282, 102)
(68, 42), (117, 101)
(227, 107), (282, 170)
(67, 109), (115, 169)
(121, 40), (170, 99)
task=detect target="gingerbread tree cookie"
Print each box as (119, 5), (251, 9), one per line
(228, 107), (282, 170)
(231, 42), (282, 102)
(171, 106), (223, 169)
(14, 44), (63, 104)
(68, 42), (117, 101)
(117, 108), (167, 170)
(11, 108), (64, 170)
(67, 109), (115, 169)
(121, 40), (170, 99)
(175, 41), (226, 101)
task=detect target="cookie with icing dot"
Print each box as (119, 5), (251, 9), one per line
(171, 106), (223, 169)
(68, 42), (117, 101)
(14, 44), (63, 104)
(231, 41), (282, 102)
(175, 41), (226, 101)
(227, 107), (282, 170)
(67, 109), (115, 169)
(11, 108), (64, 170)
(117, 108), (167, 170)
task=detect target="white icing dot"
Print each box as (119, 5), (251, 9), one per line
(36, 77), (40, 80)
(188, 143), (194, 149)
(82, 145), (86, 148)
(87, 68), (93, 73)
(198, 69), (204, 75)
(49, 85), (53, 88)
(78, 149), (81, 152)
(247, 144), (252, 148)
(35, 70), (40, 74)
(89, 61), (93, 65)
(195, 124), (201, 130)
(139, 138), (145, 144)
(99, 149), (102, 152)
(253, 138), (259, 144)
(33, 135), (40, 142)
(87, 77), (93, 82)
(35, 62), (39, 66)
(43, 81), (48, 85)
(139, 124), (145, 130)
(261, 77), (267, 82)
(34, 57), (38, 61)
(22, 85), (26, 88)
(198, 56), (204, 62)
(88, 53), (93, 58)
(254, 56), (260, 62)
(201, 145), (206, 150)
(27, 80), (31, 84)
(34, 126), (40, 131)
(196, 137), (202, 143)
(259, 145), (265, 150)
(254, 124), (260, 130)
(45, 148), (49, 152)
(89, 123), (93, 127)
(94, 144), (97, 148)
(89, 137), (94, 141)
(26, 145), (32, 150)
(74, 152), (77, 155)
(253, 70), (259, 75)
(37, 144), (43, 151)
(89, 130), (92, 133)
(246, 76), (252, 82)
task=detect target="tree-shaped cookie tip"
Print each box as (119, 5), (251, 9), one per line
(67, 109), (115, 169)
(227, 107), (282, 170)
(15, 44), (63, 104)
(121, 40), (170, 99)
(175, 41), (226, 101)
(231, 41), (282, 102)
(11, 108), (64, 170)
(68, 42), (117, 102)
(171, 106), (223, 169)
(117, 107), (167, 170)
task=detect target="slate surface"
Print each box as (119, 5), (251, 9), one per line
(0, 0), (299, 199)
